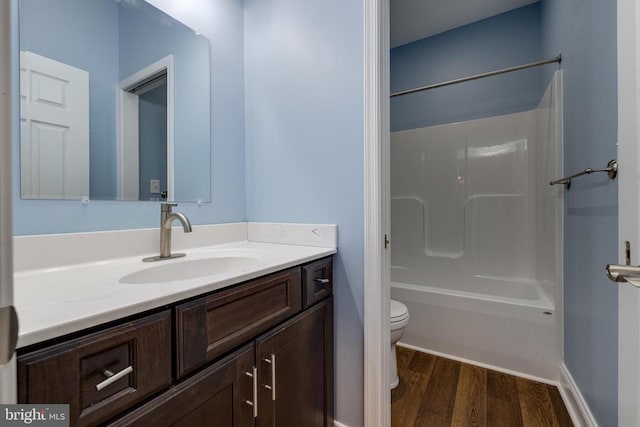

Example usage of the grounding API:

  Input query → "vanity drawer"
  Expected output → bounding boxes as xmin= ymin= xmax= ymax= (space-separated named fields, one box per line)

xmin=18 ymin=311 xmax=172 ymax=427
xmin=175 ymin=267 xmax=302 ymax=378
xmin=302 ymin=257 xmax=333 ymax=309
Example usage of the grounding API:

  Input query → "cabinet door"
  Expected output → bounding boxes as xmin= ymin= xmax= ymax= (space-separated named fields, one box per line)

xmin=256 ymin=298 xmax=333 ymax=427
xmin=110 ymin=343 xmax=256 ymax=427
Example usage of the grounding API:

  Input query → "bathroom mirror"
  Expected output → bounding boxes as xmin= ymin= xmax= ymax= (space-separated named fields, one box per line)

xmin=18 ymin=0 xmax=211 ymax=202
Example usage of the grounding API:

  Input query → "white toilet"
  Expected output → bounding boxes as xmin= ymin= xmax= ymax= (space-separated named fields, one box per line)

xmin=390 ymin=299 xmax=409 ymax=389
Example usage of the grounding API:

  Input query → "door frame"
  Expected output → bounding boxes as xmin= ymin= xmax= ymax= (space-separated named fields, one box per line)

xmin=116 ymin=55 xmax=174 ymax=201
xmin=617 ymin=0 xmax=640 ymax=425
xmin=363 ymin=0 xmax=390 ymax=426
xmin=0 ymin=0 xmax=16 ymax=404
xmin=363 ymin=1 xmax=636 ymax=425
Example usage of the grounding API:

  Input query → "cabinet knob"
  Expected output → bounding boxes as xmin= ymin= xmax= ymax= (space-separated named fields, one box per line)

xmin=314 ymin=278 xmax=330 ymax=284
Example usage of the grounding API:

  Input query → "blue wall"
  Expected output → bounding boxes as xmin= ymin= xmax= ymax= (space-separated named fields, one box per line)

xmin=391 ymin=3 xmax=545 ymax=131
xmin=11 ymin=0 xmax=246 ymax=235
xmin=243 ymin=0 xmax=364 ymax=425
xmin=541 ymin=0 xmax=618 ymax=425
xmin=19 ymin=0 xmax=119 ymax=199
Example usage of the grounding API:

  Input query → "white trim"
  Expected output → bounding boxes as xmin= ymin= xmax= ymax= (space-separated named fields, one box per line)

xmin=116 ymin=55 xmax=175 ymax=200
xmin=116 ymin=88 xmax=139 ymax=200
xmin=334 ymin=421 xmax=349 ymax=427
xmin=364 ymin=0 xmax=390 ymax=426
xmin=0 ymin=0 xmax=16 ymax=404
xmin=617 ymin=0 xmax=640 ymax=425
xmin=559 ymin=363 xmax=598 ymax=427
xmin=0 ymin=0 xmax=13 ymax=308
xmin=397 ymin=343 xmax=559 ymax=387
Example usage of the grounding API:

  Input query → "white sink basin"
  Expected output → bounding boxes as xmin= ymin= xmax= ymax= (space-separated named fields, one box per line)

xmin=119 ymin=256 xmax=261 ymax=284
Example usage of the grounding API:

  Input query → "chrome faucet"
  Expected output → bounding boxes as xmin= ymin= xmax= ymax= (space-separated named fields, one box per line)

xmin=143 ymin=203 xmax=193 ymax=262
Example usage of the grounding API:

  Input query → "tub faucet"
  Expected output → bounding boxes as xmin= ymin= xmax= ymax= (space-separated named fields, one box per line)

xmin=143 ymin=203 xmax=193 ymax=262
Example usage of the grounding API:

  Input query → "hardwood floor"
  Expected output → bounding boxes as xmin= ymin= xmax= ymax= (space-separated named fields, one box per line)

xmin=391 ymin=347 xmax=573 ymax=427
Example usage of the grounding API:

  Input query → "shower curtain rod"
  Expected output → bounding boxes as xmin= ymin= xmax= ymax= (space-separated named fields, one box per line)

xmin=390 ymin=55 xmax=562 ymax=98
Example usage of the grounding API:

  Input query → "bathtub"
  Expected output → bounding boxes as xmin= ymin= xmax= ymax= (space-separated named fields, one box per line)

xmin=391 ymin=278 xmax=561 ymax=382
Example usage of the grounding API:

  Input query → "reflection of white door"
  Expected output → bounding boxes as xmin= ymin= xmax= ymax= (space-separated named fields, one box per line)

xmin=618 ymin=0 xmax=640 ymax=425
xmin=20 ymin=51 xmax=89 ymax=199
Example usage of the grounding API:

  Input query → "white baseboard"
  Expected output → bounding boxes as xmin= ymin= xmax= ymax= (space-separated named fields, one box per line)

xmin=334 ymin=421 xmax=349 ymax=427
xmin=398 ymin=342 xmax=559 ymax=386
xmin=558 ymin=363 xmax=597 ymax=427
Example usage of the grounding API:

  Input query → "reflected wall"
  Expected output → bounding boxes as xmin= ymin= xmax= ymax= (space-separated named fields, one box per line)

xmin=19 ymin=0 xmax=211 ymax=201
xmin=12 ymin=0 xmax=246 ymax=235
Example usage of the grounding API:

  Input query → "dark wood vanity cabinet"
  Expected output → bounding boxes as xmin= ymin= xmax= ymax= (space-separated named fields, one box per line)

xmin=113 ymin=299 xmax=333 ymax=427
xmin=17 ymin=256 xmax=334 ymax=427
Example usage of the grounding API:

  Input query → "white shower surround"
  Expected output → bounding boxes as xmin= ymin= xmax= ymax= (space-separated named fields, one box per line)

xmin=390 ymin=71 xmax=563 ymax=380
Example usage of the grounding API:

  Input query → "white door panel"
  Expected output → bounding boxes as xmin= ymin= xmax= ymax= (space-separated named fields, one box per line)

xmin=0 ymin=0 xmax=15 ymax=403
xmin=20 ymin=51 xmax=89 ymax=199
xmin=617 ymin=0 xmax=640 ymax=425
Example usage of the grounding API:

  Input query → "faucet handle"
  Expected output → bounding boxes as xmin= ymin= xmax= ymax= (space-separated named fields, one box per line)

xmin=161 ymin=203 xmax=178 ymax=212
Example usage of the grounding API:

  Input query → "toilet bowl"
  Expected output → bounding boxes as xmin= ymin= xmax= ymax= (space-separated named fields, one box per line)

xmin=390 ymin=299 xmax=409 ymax=389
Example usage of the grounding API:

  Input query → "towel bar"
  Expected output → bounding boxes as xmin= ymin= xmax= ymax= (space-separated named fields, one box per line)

xmin=549 ymin=159 xmax=617 ymax=190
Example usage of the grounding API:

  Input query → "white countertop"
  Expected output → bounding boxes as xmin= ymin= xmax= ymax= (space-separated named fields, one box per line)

xmin=14 ymin=240 xmax=336 ymax=349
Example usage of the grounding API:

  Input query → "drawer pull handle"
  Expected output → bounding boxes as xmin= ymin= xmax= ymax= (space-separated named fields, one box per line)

xmin=314 ymin=278 xmax=330 ymax=284
xmin=245 ymin=367 xmax=258 ymax=418
xmin=96 ymin=366 xmax=133 ymax=391
xmin=263 ymin=354 xmax=276 ymax=401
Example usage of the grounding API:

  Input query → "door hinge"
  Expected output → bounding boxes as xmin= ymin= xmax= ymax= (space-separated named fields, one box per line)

xmin=384 ymin=234 xmax=389 ymax=249
xmin=0 ymin=305 xmax=18 ymax=365
xmin=626 ymin=240 xmax=631 ymax=265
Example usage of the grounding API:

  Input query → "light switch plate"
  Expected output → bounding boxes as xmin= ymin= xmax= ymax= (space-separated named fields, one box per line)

xmin=150 ymin=179 xmax=160 ymax=194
